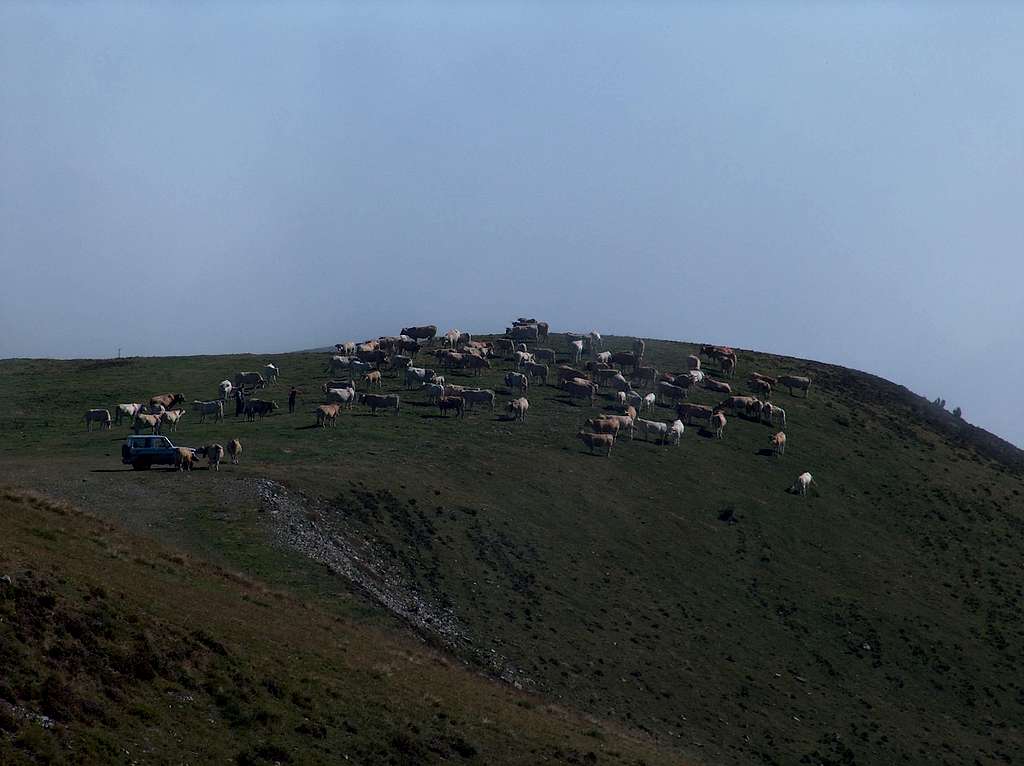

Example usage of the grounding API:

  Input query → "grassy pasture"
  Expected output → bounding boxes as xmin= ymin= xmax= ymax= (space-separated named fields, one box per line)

xmin=1 ymin=333 xmax=1022 ymax=764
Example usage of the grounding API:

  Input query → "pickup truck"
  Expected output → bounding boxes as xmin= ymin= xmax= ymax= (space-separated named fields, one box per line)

xmin=121 ymin=435 xmax=198 ymax=470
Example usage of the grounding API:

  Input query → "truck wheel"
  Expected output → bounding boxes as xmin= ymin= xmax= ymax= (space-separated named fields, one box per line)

xmin=132 ymin=459 xmax=151 ymax=471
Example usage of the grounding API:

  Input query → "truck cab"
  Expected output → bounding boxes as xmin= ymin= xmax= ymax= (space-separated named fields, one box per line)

xmin=122 ymin=435 xmax=195 ymax=470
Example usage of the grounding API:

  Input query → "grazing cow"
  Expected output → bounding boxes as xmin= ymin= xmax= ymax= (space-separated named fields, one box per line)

xmin=711 ymin=411 xmax=727 ymax=439
xmin=656 ymin=381 xmax=687 ymax=405
xmin=405 ymin=367 xmax=437 ymax=388
xmin=316 ymin=403 xmax=341 ymax=428
xmin=607 ymin=373 xmax=631 ymax=393
xmin=642 ymin=392 xmax=657 ymax=412
xmin=364 ymin=370 xmax=383 ymax=388
xmin=636 ymin=417 xmax=669 ymax=444
xmin=461 ymin=355 xmax=490 ymax=376
xmin=779 ymin=375 xmax=812 ymax=397
xmin=133 ymin=413 xmax=162 ymax=435
xmin=562 ymin=380 xmax=597 ymax=404
xmin=750 ymin=378 xmax=771 ymax=396
xmin=633 ymin=338 xmax=646 ymax=359
xmin=717 ymin=396 xmax=758 ymax=415
xmin=750 ymin=372 xmax=778 ymax=386
xmin=676 ymin=403 xmax=713 ymax=426
xmin=771 ymin=431 xmax=786 ymax=457
xmin=325 ymin=386 xmax=357 ymax=408
xmin=461 ymin=389 xmax=496 ymax=411
xmin=598 ymin=414 xmax=634 ymax=439
xmin=595 ymin=351 xmax=612 ymax=365
xmin=577 ymin=430 xmax=614 ymax=456
xmin=264 ymin=363 xmax=279 ymax=383
xmin=594 ymin=367 xmax=623 ymax=385
xmin=438 ymin=396 xmax=464 ymax=418
xmin=234 ymin=372 xmax=266 ymax=389
xmin=423 ymin=382 xmax=445 ymax=403
xmin=227 ymin=438 xmax=242 ymax=464
xmin=533 ymin=348 xmax=557 ymax=365
xmin=244 ymin=400 xmax=278 ymax=421
xmin=610 ymin=351 xmax=638 ymax=371
xmin=703 ymin=378 xmax=732 ymax=394
xmin=84 ymin=409 xmax=111 ymax=431
xmin=193 ymin=400 xmax=224 ymax=423
xmin=790 ymin=471 xmax=814 ymax=495
xmin=668 ymin=419 xmax=685 ymax=445
xmin=557 ymin=366 xmax=589 ymax=383
xmin=504 ymin=372 xmax=529 ymax=394
xmin=587 ymin=417 xmax=620 ymax=438
xmin=174 ymin=448 xmax=195 ymax=472
xmin=401 ymin=325 xmax=438 ymax=343
xmin=361 ymin=393 xmax=400 ymax=415
xmin=150 ymin=393 xmax=185 ymax=410
xmin=114 ymin=403 xmax=143 ymax=426
xmin=507 ymin=397 xmax=529 ymax=422
xmin=570 ymin=339 xmax=585 ymax=364
xmin=686 ymin=355 xmax=701 ymax=371
xmin=200 ymin=443 xmax=225 ymax=471
xmin=635 ymin=366 xmax=658 ymax=386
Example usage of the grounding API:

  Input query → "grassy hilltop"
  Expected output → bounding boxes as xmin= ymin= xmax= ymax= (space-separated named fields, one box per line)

xmin=1 ymin=334 xmax=1022 ymax=765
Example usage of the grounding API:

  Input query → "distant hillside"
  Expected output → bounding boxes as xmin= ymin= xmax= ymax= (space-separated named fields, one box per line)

xmin=1 ymin=334 xmax=1021 ymax=765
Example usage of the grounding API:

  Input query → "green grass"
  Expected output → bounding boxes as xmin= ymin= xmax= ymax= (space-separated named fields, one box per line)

xmin=1 ymin=335 xmax=1022 ymax=765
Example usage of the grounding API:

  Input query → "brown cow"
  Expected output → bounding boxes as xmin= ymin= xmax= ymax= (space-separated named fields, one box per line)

xmin=150 ymin=393 xmax=184 ymax=410
xmin=577 ymin=431 xmax=614 ymax=456
xmin=316 ymin=403 xmax=341 ymax=428
xmin=438 ymin=396 xmax=464 ymax=418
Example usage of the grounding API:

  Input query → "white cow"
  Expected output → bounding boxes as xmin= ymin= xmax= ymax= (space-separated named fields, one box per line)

xmin=325 ymin=386 xmax=357 ymax=408
xmin=404 ymin=367 xmax=436 ymax=388
xmin=218 ymin=380 xmax=233 ymax=401
xmin=114 ymin=403 xmax=143 ymax=426
xmin=668 ymin=419 xmax=685 ymax=445
xmin=642 ymin=393 xmax=656 ymax=412
xmin=570 ymin=339 xmax=584 ymax=364
xmin=423 ymin=383 xmax=445 ymax=403
xmin=791 ymin=472 xmax=815 ymax=496
xmin=635 ymin=417 xmax=668 ymax=444
xmin=264 ymin=363 xmax=279 ymax=384
xmin=596 ymin=351 xmax=612 ymax=365
xmin=193 ymin=400 xmax=225 ymax=423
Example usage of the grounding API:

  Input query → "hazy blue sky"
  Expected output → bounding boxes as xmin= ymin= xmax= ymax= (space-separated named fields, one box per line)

xmin=2 ymin=3 xmax=1022 ymax=446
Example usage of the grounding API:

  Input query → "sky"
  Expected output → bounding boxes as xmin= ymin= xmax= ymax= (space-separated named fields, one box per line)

xmin=1 ymin=3 xmax=1022 ymax=446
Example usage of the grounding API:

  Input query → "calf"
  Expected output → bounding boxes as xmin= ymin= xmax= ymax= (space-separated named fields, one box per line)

xmin=790 ymin=471 xmax=814 ymax=495
xmin=711 ymin=411 xmax=727 ymax=439
xmin=668 ymin=419 xmax=685 ymax=445
xmin=364 ymin=370 xmax=383 ymax=388
xmin=160 ymin=408 xmax=186 ymax=432
xmin=504 ymin=372 xmax=529 ymax=394
xmin=174 ymin=447 xmax=195 ymax=472
xmin=133 ymin=413 xmax=162 ymax=434
xmin=227 ymin=438 xmax=242 ymax=464
xmin=438 ymin=396 xmax=464 ymax=418
xmin=199 ymin=444 xmax=225 ymax=471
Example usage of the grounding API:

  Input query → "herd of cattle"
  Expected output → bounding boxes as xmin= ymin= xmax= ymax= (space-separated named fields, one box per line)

xmin=82 ymin=318 xmax=816 ymax=492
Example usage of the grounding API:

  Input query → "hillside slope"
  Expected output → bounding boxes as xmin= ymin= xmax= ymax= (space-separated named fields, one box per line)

xmin=1 ymin=334 xmax=1022 ymax=765
xmin=0 ymin=486 xmax=676 ymax=765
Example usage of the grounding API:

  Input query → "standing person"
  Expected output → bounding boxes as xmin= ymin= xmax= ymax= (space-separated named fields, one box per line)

xmin=288 ymin=386 xmax=298 ymax=414
xmin=234 ymin=388 xmax=245 ymax=417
